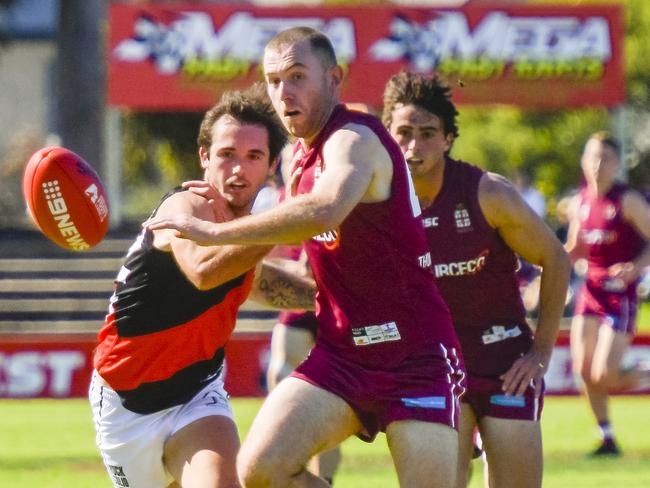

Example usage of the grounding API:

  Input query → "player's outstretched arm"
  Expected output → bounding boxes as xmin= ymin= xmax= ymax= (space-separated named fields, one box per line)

xmin=150 ymin=191 xmax=272 ymax=290
xmin=144 ymin=125 xmax=388 ymax=247
xmin=479 ymin=172 xmax=572 ymax=396
xmin=248 ymin=259 xmax=317 ymax=310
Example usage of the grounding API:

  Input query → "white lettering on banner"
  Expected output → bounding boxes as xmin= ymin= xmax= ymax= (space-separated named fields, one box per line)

xmin=370 ymin=12 xmax=612 ymax=71
xmin=0 ymin=351 xmax=85 ymax=397
xmin=114 ymin=12 xmax=356 ymax=74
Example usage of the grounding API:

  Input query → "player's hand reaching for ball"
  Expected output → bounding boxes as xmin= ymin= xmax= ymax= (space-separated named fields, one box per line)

xmin=144 ymin=214 xmax=218 ymax=246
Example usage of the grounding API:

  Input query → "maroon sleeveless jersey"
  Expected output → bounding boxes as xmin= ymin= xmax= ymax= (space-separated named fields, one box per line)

xmin=294 ymin=105 xmax=459 ymax=369
xmin=577 ymin=183 xmax=646 ymax=287
xmin=422 ymin=159 xmax=530 ymax=376
xmin=423 ymin=159 xmax=527 ymax=328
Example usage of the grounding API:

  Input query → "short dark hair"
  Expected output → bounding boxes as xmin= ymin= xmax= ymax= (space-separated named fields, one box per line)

xmin=382 ymin=70 xmax=459 ymax=140
xmin=265 ymin=26 xmax=337 ymax=70
xmin=587 ymin=131 xmax=621 ymax=158
xmin=197 ymin=82 xmax=288 ymax=164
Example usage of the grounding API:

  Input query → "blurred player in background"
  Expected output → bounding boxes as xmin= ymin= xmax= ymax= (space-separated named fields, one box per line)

xmin=566 ymin=131 xmax=650 ymax=456
xmin=382 ymin=71 xmax=570 ymax=488
xmin=89 ymin=84 xmax=317 ymax=488
xmin=146 ymin=27 xmax=465 ymax=488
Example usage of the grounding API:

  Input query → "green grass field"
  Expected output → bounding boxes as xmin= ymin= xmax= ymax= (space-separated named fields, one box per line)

xmin=638 ymin=301 xmax=650 ymax=332
xmin=1 ymin=396 xmax=649 ymax=487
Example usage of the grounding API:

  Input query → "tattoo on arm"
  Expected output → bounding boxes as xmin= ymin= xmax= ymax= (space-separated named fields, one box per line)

xmin=256 ymin=266 xmax=316 ymax=310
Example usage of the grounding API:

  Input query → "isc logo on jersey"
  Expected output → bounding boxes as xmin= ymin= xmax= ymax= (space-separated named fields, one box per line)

xmin=422 ymin=216 xmax=439 ymax=228
xmin=42 ymin=180 xmax=90 ymax=250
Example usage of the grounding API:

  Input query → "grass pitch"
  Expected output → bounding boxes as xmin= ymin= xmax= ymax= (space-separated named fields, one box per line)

xmin=1 ymin=396 xmax=649 ymax=487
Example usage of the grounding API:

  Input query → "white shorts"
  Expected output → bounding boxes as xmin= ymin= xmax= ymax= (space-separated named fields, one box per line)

xmin=89 ymin=370 xmax=233 ymax=488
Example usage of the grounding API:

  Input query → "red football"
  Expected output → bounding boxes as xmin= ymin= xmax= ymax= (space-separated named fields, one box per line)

xmin=22 ymin=146 xmax=110 ymax=251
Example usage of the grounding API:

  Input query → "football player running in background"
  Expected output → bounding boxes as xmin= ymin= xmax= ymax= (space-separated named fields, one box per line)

xmin=566 ymin=131 xmax=650 ymax=456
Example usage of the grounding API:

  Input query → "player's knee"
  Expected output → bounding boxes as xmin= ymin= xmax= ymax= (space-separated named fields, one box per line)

xmin=577 ymin=363 xmax=594 ymax=384
xmin=236 ymin=443 xmax=289 ymax=488
xmin=592 ymin=369 xmax=622 ymax=390
xmin=236 ymin=450 xmax=268 ymax=488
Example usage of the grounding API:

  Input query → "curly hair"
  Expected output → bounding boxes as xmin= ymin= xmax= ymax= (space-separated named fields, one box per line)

xmin=382 ymin=71 xmax=459 ymax=140
xmin=197 ymin=82 xmax=288 ymax=164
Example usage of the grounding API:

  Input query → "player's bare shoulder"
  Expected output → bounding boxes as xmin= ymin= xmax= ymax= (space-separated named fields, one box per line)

xmin=478 ymin=171 xmax=530 ymax=228
xmin=621 ymin=187 xmax=650 ymax=237
xmin=324 ymin=122 xmax=384 ymax=158
xmin=323 ymin=122 xmax=393 ymax=202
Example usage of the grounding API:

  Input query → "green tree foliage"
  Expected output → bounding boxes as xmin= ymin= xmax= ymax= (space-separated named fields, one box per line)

xmin=121 ymin=111 xmax=203 ymax=219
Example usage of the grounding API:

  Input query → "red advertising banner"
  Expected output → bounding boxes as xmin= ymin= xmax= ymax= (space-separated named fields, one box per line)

xmin=0 ymin=332 xmax=271 ymax=399
xmin=1 ymin=332 xmax=649 ymax=399
xmin=108 ymin=3 xmax=624 ymax=110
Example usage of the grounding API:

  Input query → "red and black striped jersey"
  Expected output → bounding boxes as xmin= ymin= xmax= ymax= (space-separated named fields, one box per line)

xmin=93 ymin=188 xmax=253 ymax=413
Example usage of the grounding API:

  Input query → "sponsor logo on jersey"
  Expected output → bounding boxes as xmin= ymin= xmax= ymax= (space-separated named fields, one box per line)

xmin=454 ymin=204 xmax=472 ymax=231
xmin=42 ymin=180 xmax=90 ymax=250
xmin=352 ymin=321 xmax=401 ymax=346
xmin=312 ymin=228 xmax=340 ymax=251
xmin=580 ymin=229 xmax=618 ymax=245
xmin=604 ymin=203 xmax=617 ymax=220
xmin=422 ymin=216 xmax=439 ymax=228
xmin=481 ymin=325 xmax=522 ymax=344
xmin=434 ymin=250 xmax=489 ymax=278
xmin=418 ymin=252 xmax=432 ymax=269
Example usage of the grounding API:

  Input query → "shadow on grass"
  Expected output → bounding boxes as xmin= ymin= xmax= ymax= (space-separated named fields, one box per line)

xmin=0 ymin=456 xmax=104 ymax=472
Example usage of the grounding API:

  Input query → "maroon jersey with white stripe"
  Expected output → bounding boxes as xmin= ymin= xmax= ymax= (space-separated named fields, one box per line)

xmin=422 ymin=159 xmax=531 ymax=376
xmin=294 ymin=105 xmax=459 ymax=369
xmin=576 ymin=183 xmax=646 ymax=286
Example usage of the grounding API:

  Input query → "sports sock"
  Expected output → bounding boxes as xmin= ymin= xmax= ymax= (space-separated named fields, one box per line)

xmin=598 ymin=420 xmax=614 ymax=441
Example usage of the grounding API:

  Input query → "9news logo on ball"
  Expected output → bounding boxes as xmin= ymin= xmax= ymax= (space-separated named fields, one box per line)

xmin=22 ymin=146 xmax=110 ymax=251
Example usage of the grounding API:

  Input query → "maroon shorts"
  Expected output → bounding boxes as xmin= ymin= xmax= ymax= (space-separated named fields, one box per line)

xmin=575 ymin=280 xmax=638 ymax=334
xmin=277 ymin=311 xmax=318 ymax=337
xmin=462 ymin=374 xmax=544 ymax=421
xmin=292 ymin=343 xmax=466 ymax=442
xmin=455 ymin=323 xmax=534 ymax=378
